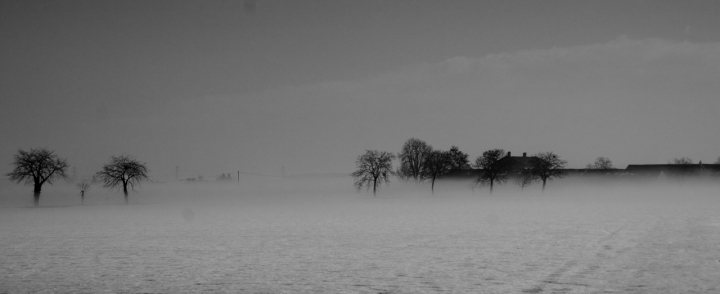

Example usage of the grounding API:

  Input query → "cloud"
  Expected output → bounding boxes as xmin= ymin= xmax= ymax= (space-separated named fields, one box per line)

xmin=242 ymin=37 xmax=720 ymax=171
xmin=57 ymin=38 xmax=720 ymax=176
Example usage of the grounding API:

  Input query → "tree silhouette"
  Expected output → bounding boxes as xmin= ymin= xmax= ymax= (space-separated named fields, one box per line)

xmin=422 ymin=150 xmax=453 ymax=194
xmin=586 ymin=157 xmax=614 ymax=169
xmin=669 ymin=157 xmax=696 ymax=181
xmin=528 ymin=151 xmax=567 ymax=191
xmin=352 ymin=150 xmax=395 ymax=196
xmin=96 ymin=155 xmax=149 ymax=204
xmin=397 ymin=138 xmax=432 ymax=181
xmin=513 ymin=170 xmax=535 ymax=194
xmin=76 ymin=181 xmax=91 ymax=205
xmin=473 ymin=149 xmax=511 ymax=194
xmin=672 ymin=157 xmax=693 ymax=165
xmin=6 ymin=148 xmax=69 ymax=206
xmin=447 ymin=146 xmax=471 ymax=170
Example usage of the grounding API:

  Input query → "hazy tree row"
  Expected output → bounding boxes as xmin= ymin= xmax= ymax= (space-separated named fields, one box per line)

xmin=586 ymin=156 xmax=720 ymax=180
xmin=584 ymin=155 xmax=715 ymax=172
xmin=352 ymin=138 xmax=568 ymax=195
xmin=6 ymin=148 xmax=148 ymax=206
xmin=353 ymin=138 xmax=720 ymax=196
xmin=665 ymin=157 xmax=719 ymax=180
xmin=586 ymin=157 xmax=614 ymax=169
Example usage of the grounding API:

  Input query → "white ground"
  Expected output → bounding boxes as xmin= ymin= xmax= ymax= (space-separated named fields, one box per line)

xmin=1 ymin=178 xmax=719 ymax=293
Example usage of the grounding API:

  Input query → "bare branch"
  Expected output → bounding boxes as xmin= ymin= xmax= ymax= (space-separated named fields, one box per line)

xmin=5 ymin=148 xmax=69 ymax=206
xmin=352 ymin=150 xmax=395 ymax=195
xmin=397 ymin=138 xmax=432 ymax=181
xmin=473 ymin=149 xmax=511 ymax=193
xmin=422 ymin=150 xmax=453 ymax=193
xmin=586 ymin=157 xmax=614 ymax=169
xmin=76 ymin=181 xmax=91 ymax=192
xmin=96 ymin=155 xmax=149 ymax=203
xmin=513 ymin=170 xmax=535 ymax=192
xmin=528 ymin=151 xmax=567 ymax=191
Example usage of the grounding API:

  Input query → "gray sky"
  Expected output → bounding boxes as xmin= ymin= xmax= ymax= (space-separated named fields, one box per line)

xmin=1 ymin=0 xmax=719 ymax=180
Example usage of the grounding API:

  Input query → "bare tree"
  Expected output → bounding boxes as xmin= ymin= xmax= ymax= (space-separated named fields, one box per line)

xmin=6 ymin=148 xmax=69 ymax=206
xmin=96 ymin=155 xmax=149 ymax=204
xmin=76 ymin=181 xmax=91 ymax=205
xmin=447 ymin=145 xmax=471 ymax=170
xmin=669 ymin=157 xmax=696 ymax=181
xmin=397 ymin=138 xmax=432 ymax=181
xmin=585 ymin=157 xmax=614 ymax=169
xmin=528 ymin=151 xmax=567 ymax=191
xmin=352 ymin=150 xmax=395 ymax=196
xmin=473 ymin=149 xmax=511 ymax=194
xmin=422 ymin=150 xmax=453 ymax=194
xmin=672 ymin=157 xmax=693 ymax=165
xmin=513 ymin=170 xmax=535 ymax=194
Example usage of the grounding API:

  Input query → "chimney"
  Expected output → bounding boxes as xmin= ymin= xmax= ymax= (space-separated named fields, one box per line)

xmin=507 ymin=152 xmax=511 ymax=157
xmin=523 ymin=152 xmax=527 ymax=157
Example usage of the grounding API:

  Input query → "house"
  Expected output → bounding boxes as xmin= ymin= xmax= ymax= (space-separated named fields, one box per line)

xmin=496 ymin=152 xmax=539 ymax=171
xmin=441 ymin=151 xmax=541 ymax=179
xmin=440 ymin=151 xmax=719 ymax=181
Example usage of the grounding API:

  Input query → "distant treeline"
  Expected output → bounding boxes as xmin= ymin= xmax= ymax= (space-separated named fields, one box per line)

xmin=351 ymin=138 xmax=720 ymax=195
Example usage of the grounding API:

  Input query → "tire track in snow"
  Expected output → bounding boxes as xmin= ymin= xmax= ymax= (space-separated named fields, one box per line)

xmin=596 ymin=216 xmax=720 ymax=293
xmin=522 ymin=221 xmax=645 ymax=293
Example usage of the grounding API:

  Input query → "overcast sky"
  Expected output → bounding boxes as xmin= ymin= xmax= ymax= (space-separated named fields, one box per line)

xmin=1 ymin=0 xmax=719 ymax=180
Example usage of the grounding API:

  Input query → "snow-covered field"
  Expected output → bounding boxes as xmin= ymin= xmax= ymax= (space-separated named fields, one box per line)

xmin=1 ymin=178 xmax=719 ymax=293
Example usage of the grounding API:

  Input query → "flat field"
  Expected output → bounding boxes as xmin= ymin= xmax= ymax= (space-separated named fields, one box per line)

xmin=1 ymin=178 xmax=719 ymax=293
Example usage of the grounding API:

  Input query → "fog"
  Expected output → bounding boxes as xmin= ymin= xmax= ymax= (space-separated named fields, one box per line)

xmin=3 ymin=2 xmax=720 ymax=177
xmin=2 ymin=177 xmax=719 ymax=293
xmin=3 ymin=174 xmax=717 ymax=208
xmin=3 ymin=1 xmax=719 ymax=292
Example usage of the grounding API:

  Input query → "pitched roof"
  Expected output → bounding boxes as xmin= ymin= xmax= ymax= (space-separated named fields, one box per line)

xmin=496 ymin=154 xmax=541 ymax=170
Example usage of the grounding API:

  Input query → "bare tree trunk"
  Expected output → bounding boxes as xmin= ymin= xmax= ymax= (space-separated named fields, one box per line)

xmin=542 ymin=179 xmax=547 ymax=191
xmin=431 ymin=175 xmax=436 ymax=195
xmin=489 ymin=180 xmax=494 ymax=194
xmin=33 ymin=183 xmax=42 ymax=207
xmin=123 ymin=184 xmax=129 ymax=204
xmin=372 ymin=178 xmax=377 ymax=196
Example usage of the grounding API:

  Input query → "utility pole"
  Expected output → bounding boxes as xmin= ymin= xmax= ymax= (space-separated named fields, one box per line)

xmin=237 ymin=171 xmax=240 ymax=184
xmin=176 ymin=166 xmax=179 ymax=180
